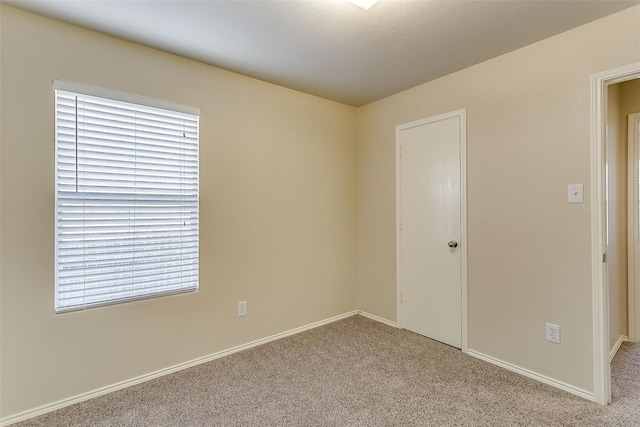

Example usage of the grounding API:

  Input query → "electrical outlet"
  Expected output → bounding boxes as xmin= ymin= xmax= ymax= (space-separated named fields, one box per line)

xmin=546 ymin=323 xmax=560 ymax=344
xmin=238 ymin=301 xmax=247 ymax=317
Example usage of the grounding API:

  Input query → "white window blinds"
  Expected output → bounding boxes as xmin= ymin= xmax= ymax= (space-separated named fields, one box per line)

xmin=54 ymin=81 xmax=199 ymax=313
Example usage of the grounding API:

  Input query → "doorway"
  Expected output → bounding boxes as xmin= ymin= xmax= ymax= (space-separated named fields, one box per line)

xmin=591 ymin=63 xmax=640 ymax=405
xmin=396 ymin=109 xmax=468 ymax=351
xmin=606 ymin=80 xmax=640 ymax=360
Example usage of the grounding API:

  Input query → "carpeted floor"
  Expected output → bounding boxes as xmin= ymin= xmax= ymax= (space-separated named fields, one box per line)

xmin=12 ymin=315 xmax=640 ymax=426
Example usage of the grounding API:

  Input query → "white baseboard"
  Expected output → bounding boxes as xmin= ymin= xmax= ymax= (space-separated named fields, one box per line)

xmin=358 ymin=311 xmax=398 ymax=328
xmin=0 ymin=310 xmax=359 ymax=427
xmin=610 ymin=335 xmax=629 ymax=362
xmin=467 ymin=349 xmax=595 ymax=402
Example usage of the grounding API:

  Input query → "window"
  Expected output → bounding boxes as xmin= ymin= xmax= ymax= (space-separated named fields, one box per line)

xmin=54 ymin=81 xmax=199 ymax=313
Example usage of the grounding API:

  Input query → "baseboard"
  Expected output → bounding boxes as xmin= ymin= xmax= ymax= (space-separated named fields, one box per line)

xmin=467 ymin=349 xmax=595 ymax=402
xmin=358 ymin=311 xmax=398 ymax=328
xmin=610 ymin=335 xmax=629 ymax=362
xmin=0 ymin=310 xmax=359 ymax=427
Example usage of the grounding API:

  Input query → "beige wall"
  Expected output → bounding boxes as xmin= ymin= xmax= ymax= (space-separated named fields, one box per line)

xmin=356 ymin=5 xmax=640 ymax=393
xmin=607 ymin=82 xmax=627 ymax=351
xmin=622 ymin=78 xmax=640 ymax=341
xmin=607 ymin=78 xmax=640 ymax=351
xmin=626 ymin=79 xmax=640 ymax=343
xmin=621 ymin=79 xmax=640 ymax=113
xmin=0 ymin=6 xmax=357 ymax=418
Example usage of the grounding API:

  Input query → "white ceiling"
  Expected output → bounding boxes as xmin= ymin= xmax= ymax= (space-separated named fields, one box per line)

xmin=4 ymin=0 xmax=639 ymax=106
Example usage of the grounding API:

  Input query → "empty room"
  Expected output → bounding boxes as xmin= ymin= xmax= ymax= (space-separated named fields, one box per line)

xmin=1 ymin=1 xmax=639 ymax=425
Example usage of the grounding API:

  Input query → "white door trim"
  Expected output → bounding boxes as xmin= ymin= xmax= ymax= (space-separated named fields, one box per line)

xmin=590 ymin=62 xmax=640 ymax=405
xmin=395 ymin=108 xmax=468 ymax=353
xmin=628 ymin=112 xmax=640 ymax=344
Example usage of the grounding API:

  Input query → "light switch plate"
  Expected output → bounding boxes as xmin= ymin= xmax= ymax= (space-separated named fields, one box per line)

xmin=568 ymin=184 xmax=583 ymax=204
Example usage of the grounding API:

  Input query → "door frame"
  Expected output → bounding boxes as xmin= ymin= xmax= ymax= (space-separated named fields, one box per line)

xmin=591 ymin=62 xmax=640 ymax=405
xmin=628 ymin=112 xmax=640 ymax=344
xmin=395 ymin=108 xmax=468 ymax=353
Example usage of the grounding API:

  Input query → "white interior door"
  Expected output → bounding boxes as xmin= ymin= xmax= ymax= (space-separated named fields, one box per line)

xmin=397 ymin=110 xmax=466 ymax=349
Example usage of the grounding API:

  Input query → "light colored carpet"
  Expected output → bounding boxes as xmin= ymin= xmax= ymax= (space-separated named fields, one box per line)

xmin=12 ymin=315 xmax=640 ymax=426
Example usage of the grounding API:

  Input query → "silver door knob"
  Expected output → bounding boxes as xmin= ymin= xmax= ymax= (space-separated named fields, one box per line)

xmin=448 ymin=241 xmax=458 ymax=248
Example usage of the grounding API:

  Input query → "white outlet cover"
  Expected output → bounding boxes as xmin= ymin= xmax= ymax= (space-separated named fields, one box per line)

xmin=568 ymin=184 xmax=583 ymax=204
xmin=238 ymin=301 xmax=247 ymax=317
xmin=546 ymin=323 xmax=560 ymax=344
